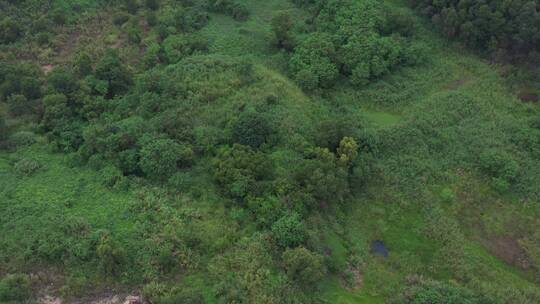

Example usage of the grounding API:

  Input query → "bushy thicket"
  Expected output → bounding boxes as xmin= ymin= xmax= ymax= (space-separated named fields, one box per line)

xmin=289 ymin=0 xmax=423 ymax=90
xmin=411 ymin=0 xmax=540 ymax=61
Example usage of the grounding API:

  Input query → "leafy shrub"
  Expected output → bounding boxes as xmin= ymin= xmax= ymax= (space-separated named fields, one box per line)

xmin=293 ymin=148 xmax=349 ymax=205
xmin=145 ymin=0 xmax=159 ymax=10
xmin=139 ymin=138 xmax=193 ymax=180
xmin=289 ymin=32 xmax=338 ymax=90
xmin=213 ymin=144 xmax=273 ymax=199
xmin=6 ymin=94 xmax=31 ymax=117
xmin=282 ymin=247 xmax=325 ymax=288
xmin=0 ymin=274 xmax=31 ymax=302
xmin=0 ymin=62 xmax=42 ymax=100
xmin=73 ymin=52 xmax=93 ymax=76
xmin=163 ymin=34 xmax=208 ymax=63
xmin=47 ymin=68 xmax=79 ymax=95
xmin=271 ymin=212 xmax=306 ymax=247
xmin=207 ymin=0 xmax=250 ymax=21
xmin=127 ymin=26 xmax=142 ymax=44
xmin=9 ymin=131 xmax=36 ymax=147
xmin=271 ymin=11 xmax=295 ymax=50
xmin=411 ymin=0 xmax=540 ymax=60
xmin=42 ymin=93 xmax=71 ymax=130
xmin=392 ymin=276 xmax=485 ymax=304
xmin=14 ymin=158 xmax=41 ymax=176
xmin=113 ymin=12 xmax=130 ymax=26
xmin=168 ymin=171 xmax=193 ymax=192
xmin=479 ymin=149 xmax=519 ymax=181
xmin=0 ymin=18 xmax=22 ymax=44
xmin=36 ymin=31 xmax=50 ymax=45
xmin=94 ymin=49 xmax=132 ymax=98
xmin=100 ymin=165 xmax=124 ymax=188
xmin=232 ymin=111 xmax=273 ymax=148
xmin=96 ymin=233 xmax=126 ymax=275
xmin=231 ymin=3 xmax=249 ymax=21
xmin=439 ymin=187 xmax=455 ymax=203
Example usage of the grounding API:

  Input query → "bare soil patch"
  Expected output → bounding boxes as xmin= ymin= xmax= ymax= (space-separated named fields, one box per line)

xmin=518 ymin=92 xmax=539 ymax=103
xmin=483 ymin=235 xmax=531 ymax=270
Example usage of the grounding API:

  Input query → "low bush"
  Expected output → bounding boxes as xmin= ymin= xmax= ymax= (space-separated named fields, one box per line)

xmin=14 ymin=158 xmax=41 ymax=176
xmin=0 ymin=274 xmax=31 ymax=302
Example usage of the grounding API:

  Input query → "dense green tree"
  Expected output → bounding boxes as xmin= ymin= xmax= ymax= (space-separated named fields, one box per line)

xmin=145 ymin=0 xmax=159 ymax=10
xmin=163 ymin=34 xmax=208 ymax=63
xmin=94 ymin=49 xmax=132 ymax=98
xmin=289 ymin=32 xmax=338 ymax=90
xmin=271 ymin=212 xmax=306 ymax=247
xmin=42 ymin=93 xmax=71 ymax=130
xmin=412 ymin=0 xmax=540 ymax=59
xmin=0 ymin=112 xmax=7 ymax=142
xmin=232 ymin=111 xmax=273 ymax=148
xmin=0 ymin=62 xmax=41 ymax=100
xmin=282 ymin=247 xmax=325 ymax=288
xmin=271 ymin=11 xmax=295 ymax=50
xmin=96 ymin=233 xmax=126 ymax=275
xmin=6 ymin=94 xmax=30 ymax=117
xmin=294 ymin=148 xmax=349 ymax=205
xmin=74 ymin=52 xmax=93 ymax=76
xmin=47 ymin=68 xmax=79 ymax=95
xmin=392 ymin=277 xmax=485 ymax=304
xmin=0 ymin=18 xmax=22 ymax=44
xmin=139 ymin=138 xmax=193 ymax=180
xmin=213 ymin=144 xmax=272 ymax=199
xmin=0 ymin=274 xmax=31 ymax=302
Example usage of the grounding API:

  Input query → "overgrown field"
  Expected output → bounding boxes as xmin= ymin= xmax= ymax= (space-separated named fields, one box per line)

xmin=1 ymin=0 xmax=540 ymax=303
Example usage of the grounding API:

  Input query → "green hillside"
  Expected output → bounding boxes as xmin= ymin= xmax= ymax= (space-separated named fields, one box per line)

xmin=1 ymin=0 xmax=540 ymax=303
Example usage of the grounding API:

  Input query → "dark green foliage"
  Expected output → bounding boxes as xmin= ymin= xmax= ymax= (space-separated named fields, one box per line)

xmin=6 ymin=94 xmax=31 ymax=117
xmin=139 ymin=138 xmax=193 ymax=180
xmin=0 ymin=17 xmax=22 ymax=44
xmin=293 ymin=148 xmax=349 ymax=205
xmin=289 ymin=32 xmax=338 ymax=90
xmin=271 ymin=212 xmax=306 ymax=247
xmin=478 ymin=149 xmax=519 ymax=192
xmin=94 ymin=49 xmax=132 ymax=98
xmin=124 ymin=0 xmax=138 ymax=14
xmin=73 ymin=52 xmax=93 ymax=76
xmin=42 ymin=93 xmax=71 ymax=130
xmin=47 ymin=68 xmax=79 ymax=95
xmin=0 ymin=112 xmax=8 ymax=142
xmin=113 ymin=12 xmax=130 ymax=26
xmin=230 ymin=3 xmax=249 ymax=21
xmin=232 ymin=111 xmax=273 ymax=148
xmin=36 ymin=31 xmax=51 ymax=45
xmin=289 ymin=0 xmax=419 ymax=88
xmin=271 ymin=11 xmax=295 ymax=51
xmin=100 ymin=165 xmax=125 ymax=188
xmin=145 ymin=0 xmax=159 ymax=10
xmin=213 ymin=144 xmax=272 ymax=199
xmin=14 ymin=158 xmax=41 ymax=176
xmin=157 ymin=6 xmax=209 ymax=38
xmin=96 ymin=233 xmax=126 ymax=275
xmin=282 ymin=247 xmax=325 ymax=288
xmin=163 ymin=34 xmax=208 ymax=63
xmin=127 ymin=26 xmax=142 ymax=44
xmin=207 ymin=0 xmax=250 ymax=21
xmin=0 ymin=274 xmax=31 ymax=302
xmin=393 ymin=276 xmax=485 ymax=304
xmin=50 ymin=8 xmax=67 ymax=25
xmin=411 ymin=0 xmax=540 ymax=59
xmin=0 ymin=62 xmax=41 ymax=100
xmin=8 ymin=131 xmax=36 ymax=147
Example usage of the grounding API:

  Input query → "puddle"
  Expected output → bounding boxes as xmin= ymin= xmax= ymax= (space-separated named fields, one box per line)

xmin=371 ymin=240 xmax=389 ymax=257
